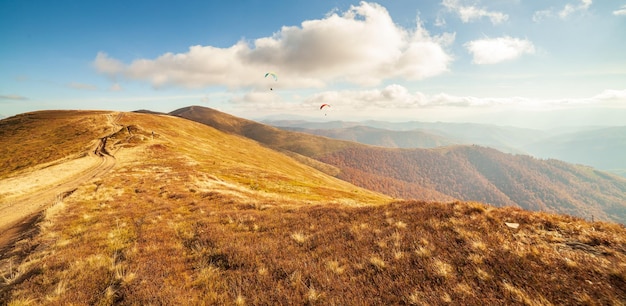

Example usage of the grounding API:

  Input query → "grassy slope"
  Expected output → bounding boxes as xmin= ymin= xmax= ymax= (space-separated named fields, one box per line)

xmin=171 ymin=105 xmax=451 ymax=200
xmin=170 ymin=106 xmax=364 ymax=158
xmin=0 ymin=110 xmax=111 ymax=179
xmin=3 ymin=195 xmax=625 ymax=304
xmin=1 ymin=110 xmax=625 ymax=305
xmin=174 ymin=106 xmax=626 ymax=223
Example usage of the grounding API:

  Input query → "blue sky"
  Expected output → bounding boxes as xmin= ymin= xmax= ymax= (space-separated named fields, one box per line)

xmin=1 ymin=0 xmax=625 ymax=128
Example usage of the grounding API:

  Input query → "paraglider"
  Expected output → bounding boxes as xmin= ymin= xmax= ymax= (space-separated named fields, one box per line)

xmin=320 ymin=103 xmax=330 ymax=116
xmin=265 ymin=72 xmax=277 ymax=81
xmin=265 ymin=72 xmax=277 ymax=90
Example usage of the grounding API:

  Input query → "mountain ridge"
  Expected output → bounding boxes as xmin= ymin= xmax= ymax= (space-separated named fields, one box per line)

xmin=1 ymin=108 xmax=625 ymax=304
xmin=175 ymin=106 xmax=626 ymax=224
xmin=264 ymin=118 xmax=626 ymax=176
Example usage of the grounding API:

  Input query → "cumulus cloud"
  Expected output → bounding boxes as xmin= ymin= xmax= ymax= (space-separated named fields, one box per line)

xmin=94 ymin=2 xmax=453 ymax=89
xmin=613 ymin=5 xmax=626 ymax=16
xmin=464 ymin=36 xmax=535 ymax=64
xmin=441 ymin=0 xmax=508 ymax=24
xmin=94 ymin=52 xmax=125 ymax=76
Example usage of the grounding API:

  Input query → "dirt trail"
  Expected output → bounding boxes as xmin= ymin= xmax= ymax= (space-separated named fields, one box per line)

xmin=0 ymin=112 xmax=122 ymax=252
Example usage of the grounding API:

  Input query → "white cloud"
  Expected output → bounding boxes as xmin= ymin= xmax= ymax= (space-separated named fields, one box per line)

xmin=559 ymin=0 xmax=592 ymax=18
xmin=300 ymin=86 xmax=626 ymax=111
xmin=230 ymin=91 xmax=282 ymax=105
xmin=93 ymin=2 xmax=453 ymax=89
xmin=304 ymin=84 xmax=427 ymax=109
xmin=441 ymin=0 xmax=508 ymax=24
xmin=301 ymin=84 xmax=507 ymax=110
xmin=464 ymin=36 xmax=535 ymax=64
xmin=589 ymin=89 xmax=626 ymax=103
xmin=435 ymin=14 xmax=447 ymax=27
xmin=613 ymin=5 xmax=626 ymax=16
xmin=532 ymin=9 xmax=553 ymax=22
xmin=533 ymin=0 xmax=593 ymax=21
xmin=94 ymin=52 xmax=125 ymax=76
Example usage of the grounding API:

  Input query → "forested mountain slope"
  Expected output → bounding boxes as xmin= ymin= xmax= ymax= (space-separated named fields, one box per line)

xmin=319 ymin=145 xmax=626 ymax=223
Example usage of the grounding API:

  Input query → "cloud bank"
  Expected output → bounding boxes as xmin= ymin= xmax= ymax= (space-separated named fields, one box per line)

xmin=94 ymin=2 xmax=453 ymax=89
xmin=231 ymin=84 xmax=626 ymax=113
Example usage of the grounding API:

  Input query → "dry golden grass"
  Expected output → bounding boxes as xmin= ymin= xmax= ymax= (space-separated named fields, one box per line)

xmin=3 ymin=190 xmax=625 ymax=305
xmin=1 ymin=111 xmax=625 ymax=305
xmin=0 ymin=110 xmax=110 ymax=179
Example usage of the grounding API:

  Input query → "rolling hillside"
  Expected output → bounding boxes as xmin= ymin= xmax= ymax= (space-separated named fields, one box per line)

xmin=172 ymin=106 xmax=453 ymax=201
xmin=177 ymin=106 xmax=626 ymax=224
xmin=320 ymin=145 xmax=626 ymax=224
xmin=266 ymin=119 xmax=626 ymax=177
xmin=170 ymin=106 xmax=360 ymax=158
xmin=0 ymin=110 xmax=389 ymax=213
xmin=1 ymin=109 xmax=625 ymax=304
xmin=265 ymin=119 xmax=539 ymax=154
xmin=0 ymin=110 xmax=112 ymax=179
xmin=282 ymin=125 xmax=458 ymax=148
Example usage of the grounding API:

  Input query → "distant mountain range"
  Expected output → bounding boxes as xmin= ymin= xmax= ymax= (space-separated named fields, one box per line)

xmin=173 ymin=106 xmax=626 ymax=224
xmin=523 ymin=126 xmax=626 ymax=176
xmin=264 ymin=119 xmax=626 ymax=177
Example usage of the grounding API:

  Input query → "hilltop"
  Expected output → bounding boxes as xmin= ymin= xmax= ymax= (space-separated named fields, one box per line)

xmin=0 ymin=109 xmax=625 ymax=304
xmin=0 ymin=110 xmax=388 ymax=236
xmin=174 ymin=106 xmax=626 ymax=224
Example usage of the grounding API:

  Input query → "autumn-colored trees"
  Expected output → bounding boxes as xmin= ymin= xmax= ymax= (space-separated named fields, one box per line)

xmin=319 ymin=146 xmax=626 ymax=223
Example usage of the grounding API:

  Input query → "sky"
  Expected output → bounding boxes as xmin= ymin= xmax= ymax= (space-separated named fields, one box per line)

xmin=1 ymin=0 xmax=626 ymax=129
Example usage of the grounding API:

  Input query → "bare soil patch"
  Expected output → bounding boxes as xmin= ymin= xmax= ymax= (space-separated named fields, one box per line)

xmin=0 ymin=154 xmax=115 ymax=251
xmin=0 ymin=156 xmax=98 ymax=200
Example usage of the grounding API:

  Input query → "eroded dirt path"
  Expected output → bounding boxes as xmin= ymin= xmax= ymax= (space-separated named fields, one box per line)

xmin=0 ymin=112 xmax=122 ymax=251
